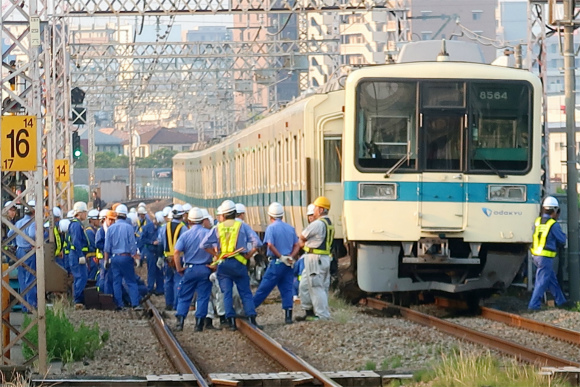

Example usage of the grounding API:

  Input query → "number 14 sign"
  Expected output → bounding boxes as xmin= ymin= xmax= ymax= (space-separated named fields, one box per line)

xmin=1 ymin=116 xmax=37 ymax=171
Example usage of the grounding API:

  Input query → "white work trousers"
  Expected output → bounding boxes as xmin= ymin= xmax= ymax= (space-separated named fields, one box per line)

xmin=299 ymin=253 xmax=331 ymax=319
xmin=205 ymin=279 xmax=243 ymax=318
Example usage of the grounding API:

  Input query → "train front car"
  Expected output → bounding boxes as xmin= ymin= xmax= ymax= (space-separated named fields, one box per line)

xmin=343 ymin=62 xmax=542 ymax=298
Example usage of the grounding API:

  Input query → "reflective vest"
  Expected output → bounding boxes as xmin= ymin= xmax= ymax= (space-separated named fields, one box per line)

xmin=85 ymin=225 xmax=97 ymax=258
xmin=53 ymin=226 xmax=62 ymax=256
xmin=303 ymin=217 xmax=335 ymax=255
xmin=531 ymin=217 xmax=557 ymax=258
xmin=214 ymin=220 xmax=247 ymax=266
xmin=164 ymin=222 xmax=184 ymax=258
xmin=136 ymin=218 xmax=147 ymax=238
xmin=68 ymin=218 xmax=89 ymax=254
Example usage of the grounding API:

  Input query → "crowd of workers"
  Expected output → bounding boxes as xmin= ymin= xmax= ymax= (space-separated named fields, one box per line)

xmin=3 ymin=195 xmax=335 ymax=331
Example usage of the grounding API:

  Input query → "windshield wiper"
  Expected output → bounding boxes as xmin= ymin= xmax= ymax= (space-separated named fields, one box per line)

xmin=384 ymin=152 xmax=411 ymax=178
xmin=480 ymin=157 xmax=506 ymax=178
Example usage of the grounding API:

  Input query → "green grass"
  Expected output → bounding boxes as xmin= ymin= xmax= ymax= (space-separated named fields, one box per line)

xmin=382 ymin=355 xmax=403 ymax=369
xmin=22 ymin=307 xmax=108 ymax=363
xmin=328 ymin=292 xmax=354 ymax=323
xmin=403 ymin=351 xmax=572 ymax=387
xmin=364 ymin=361 xmax=376 ymax=370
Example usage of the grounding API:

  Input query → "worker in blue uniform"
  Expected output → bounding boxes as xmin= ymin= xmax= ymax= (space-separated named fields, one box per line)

xmin=85 ymin=209 xmax=100 ymax=282
xmin=96 ymin=210 xmax=116 ymax=294
xmin=528 ymin=196 xmax=570 ymax=310
xmin=160 ymin=204 xmax=187 ymax=310
xmin=103 ymin=204 xmax=142 ymax=310
xmin=9 ymin=200 xmax=37 ymax=312
xmin=173 ymin=208 xmax=213 ymax=332
xmin=139 ymin=210 xmax=163 ymax=294
xmin=253 ymin=202 xmax=300 ymax=324
xmin=68 ymin=202 xmax=91 ymax=308
xmin=201 ymin=199 xmax=262 ymax=330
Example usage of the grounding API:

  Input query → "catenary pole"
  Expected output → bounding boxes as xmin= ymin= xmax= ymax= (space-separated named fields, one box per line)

xmin=564 ymin=0 xmax=580 ymax=301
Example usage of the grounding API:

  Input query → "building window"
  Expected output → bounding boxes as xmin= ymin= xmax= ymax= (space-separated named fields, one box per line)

xmin=472 ymin=10 xmax=482 ymax=21
xmin=324 ymin=137 xmax=342 ymax=183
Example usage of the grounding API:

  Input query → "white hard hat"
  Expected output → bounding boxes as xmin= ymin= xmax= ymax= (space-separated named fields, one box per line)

xmin=162 ymin=206 xmax=172 ymax=217
xmin=137 ymin=206 xmax=147 ymax=215
xmin=188 ymin=207 xmax=204 ymax=222
xmin=221 ymin=200 xmax=236 ymax=215
xmin=201 ymin=208 xmax=211 ymax=220
xmin=116 ymin=204 xmax=128 ymax=215
xmin=67 ymin=210 xmax=75 ymax=219
xmin=73 ymin=201 xmax=88 ymax=215
xmin=268 ymin=202 xmax=284 ymax=218
xmin=138 ymin=202 xmax=146 ymax=208
xmin=44 ymin=221 xmax=50 ymax=228
xmin=88 ymin=209 xmax=100 ymax=219
xmin=4 ymin=201 xmax=12 ymax=208
xmin=543 ymin=196 xmax=559 ymax=209
xmin=99 ymin=209 xmax=109 ymax=219
xmin=216 ymin=205 xmax=223 ymax=215
xmin=127 ymin=212 xmax=138 ymax=226
xmin=183 ymin=203 xmax=193 ymax=212
xmin=155 ymin=211 xmax=165 ymax=223
xmin=53 ymin=207 xmax=62 ymax=218
xmin=235 ymin=203 xmax=246 ymax=214
xmin=172 ymin=204 xmax=185 ymax=216
xmin=129 ymin=207 xmax=137 ymax=213
xmin=59 ymin=219 xmax=71 ymax=233
xmin=306 ymin=204 xmax=315 ymax=216
xmin=27 ymin=200 xmax=35 ymax=207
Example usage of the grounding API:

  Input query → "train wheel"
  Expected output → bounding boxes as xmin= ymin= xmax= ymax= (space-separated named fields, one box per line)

xmin=337 ymin=242 xmax=365 ymax=304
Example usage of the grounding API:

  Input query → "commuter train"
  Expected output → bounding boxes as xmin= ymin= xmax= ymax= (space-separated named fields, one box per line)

xmin=173 ymin=41 xmax=542 ymax=301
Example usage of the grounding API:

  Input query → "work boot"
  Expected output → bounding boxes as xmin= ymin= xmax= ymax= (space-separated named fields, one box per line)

xmin=204 ymin=317 xmax=215 ymax=330
xmin=194 ymin=318 xmax=204 ymax=332
xmin=284 ymin=309 xmax=293 ymax=324
xmin=175 ymin=315 xmax=185 ymax=332
xmin=220 ymin=315 xmax=230 ymax=329
xmin=229 ymin=317 xmax=237 ymax=331
xmin=295 ymin=309 xmax=315 ymax=321
xmin=248 ymin=316 xmax=263 ymax=329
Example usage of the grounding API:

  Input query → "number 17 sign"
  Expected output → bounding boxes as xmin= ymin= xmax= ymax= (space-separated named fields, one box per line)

xmin=1 ymin=116 xmax=37 ymax=171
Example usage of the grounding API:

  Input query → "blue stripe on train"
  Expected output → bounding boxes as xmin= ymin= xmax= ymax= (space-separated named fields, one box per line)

xmin=173 ymin=190 xmax=308 ymax=209
xmin=344 ymin=181 xmax=541 ymax=204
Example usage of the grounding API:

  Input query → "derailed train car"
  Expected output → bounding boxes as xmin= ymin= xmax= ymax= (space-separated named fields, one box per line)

xmin=174 ymin=41 xmax=542 ymax=301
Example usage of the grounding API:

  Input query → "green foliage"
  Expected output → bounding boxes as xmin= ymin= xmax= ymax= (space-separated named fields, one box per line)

xmin=364 ymin=361 xmax=376 ymax=370
xmin=95 ymin=152 xmax=129 ymax=168
xmin=22 ymin=308 xmax=107 ymax=363
xmin=74 ymin=153 xmax=88 ymax=168
xmin=74 ymin=186 xmax=89 ymax=203
xmin=136 ymin=148 xmax=178 ymax=168
xmin=328 ymin=292 xmax=354 ymax=323
xmin=382 ymin=355 xmax=403 ymax=369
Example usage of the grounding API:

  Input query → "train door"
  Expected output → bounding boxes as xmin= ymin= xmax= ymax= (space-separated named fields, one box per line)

xmin=321 ymin=114 xmax=344 ymax=238
xmin=420 ymin=112 xmax=466 ymax=229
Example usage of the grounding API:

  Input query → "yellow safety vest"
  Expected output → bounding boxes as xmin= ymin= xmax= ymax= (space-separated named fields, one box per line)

xmin=214 ymin=220 xmax=247 ymax=266
xmin=54 ymin=226 xmax=62 ymax=256
xmin=85 ymin=225 xmax=97 ymax=258
xmin=164 ymin=222 xmax=184 ymax=258
xmin=303 ymin=217 xmax=335 ymax=255
xmin=531 ymin=217 xmax=557 ymax=258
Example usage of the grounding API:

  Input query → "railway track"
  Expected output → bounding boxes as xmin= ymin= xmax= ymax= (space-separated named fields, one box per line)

xmin=146 ymin=301 xmax=342 ymax=387
xmin=365 ymin=297 xmax=580 ymax=368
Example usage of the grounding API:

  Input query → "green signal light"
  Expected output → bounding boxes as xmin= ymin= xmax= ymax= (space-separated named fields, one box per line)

xmin=74 ymin=150 xmax=82 ymax=157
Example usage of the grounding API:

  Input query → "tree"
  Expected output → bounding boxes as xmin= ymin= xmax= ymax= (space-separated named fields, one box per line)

xmin=95 ymin=152 xmax=129 ymax=168
xmin=136 ymin=148 xmax=178 ymax=168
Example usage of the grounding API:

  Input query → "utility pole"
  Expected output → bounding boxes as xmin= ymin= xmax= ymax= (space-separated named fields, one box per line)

xmin=564 ymin=0 xmax=580 ymax=301
xmin=88 ymin=117 xmax=95 ymax=195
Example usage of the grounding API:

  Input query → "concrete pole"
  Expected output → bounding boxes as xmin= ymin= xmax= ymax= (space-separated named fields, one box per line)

xmin=564 ymin=0 xmax=580 ymax=301
xmin=88 ymin=117 xmax=95 ymax=196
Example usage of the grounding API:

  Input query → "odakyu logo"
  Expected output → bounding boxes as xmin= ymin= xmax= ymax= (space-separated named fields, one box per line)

xmin=482 ymin=207 xmax=523 ymax=217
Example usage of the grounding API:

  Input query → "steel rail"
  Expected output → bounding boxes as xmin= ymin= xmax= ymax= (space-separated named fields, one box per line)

xmin=480 ymin=306 xmax=580 ymax=345
xmin=146 ymin=300 xmax=210 ymax=387
xmin=365 ymin=298 xmax=580 ymax=368
xmin=236 ymin=319 xmax=342 ymax=387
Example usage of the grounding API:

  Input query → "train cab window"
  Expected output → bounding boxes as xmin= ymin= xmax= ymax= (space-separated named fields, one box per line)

xmin=468 ymin=82 xmax=531 ymax=173
xmin=324 ymin=137 xmax=342 ymax=183
xmin=356 ymin=81 xmax=417 ymax=171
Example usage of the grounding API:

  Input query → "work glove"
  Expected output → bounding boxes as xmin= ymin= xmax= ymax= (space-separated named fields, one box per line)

xmin=79 ymin=256 xmax=86 ymax=265
xmin=280 ymin=255 xmax=294 ymax=267
xmin=209 ymin=272 xmax=217 ymax=282
xmin=104 ymin=260 xmax=110 ymax=270
xmin=156 ymin=257 xmax=164 ymax=270
xmin=134 ymin=258 xmax=141 ymax=267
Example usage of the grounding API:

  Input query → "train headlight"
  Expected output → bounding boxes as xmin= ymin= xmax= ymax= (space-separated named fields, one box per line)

xmin=358 ymin=183 xmax=397 ymax=200
xmin=487 ymin=185 xmax=526 ymax=202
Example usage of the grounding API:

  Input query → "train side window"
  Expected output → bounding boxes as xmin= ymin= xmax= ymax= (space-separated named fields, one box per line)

xmin=324 ymin=136 xmax=342 ymax=183
xmin=356 ymin=81 xmax=417 ymax=171
xmin=468 ymin=82 xmax=531 ymax=173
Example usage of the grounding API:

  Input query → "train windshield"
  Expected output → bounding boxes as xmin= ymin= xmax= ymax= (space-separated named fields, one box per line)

xmin=355 ymin=79 xmax=531 ymax=174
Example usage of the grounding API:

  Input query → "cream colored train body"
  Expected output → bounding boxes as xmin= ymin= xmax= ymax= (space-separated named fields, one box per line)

xmin=173 ymin=90 xmax=345 ymax=238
